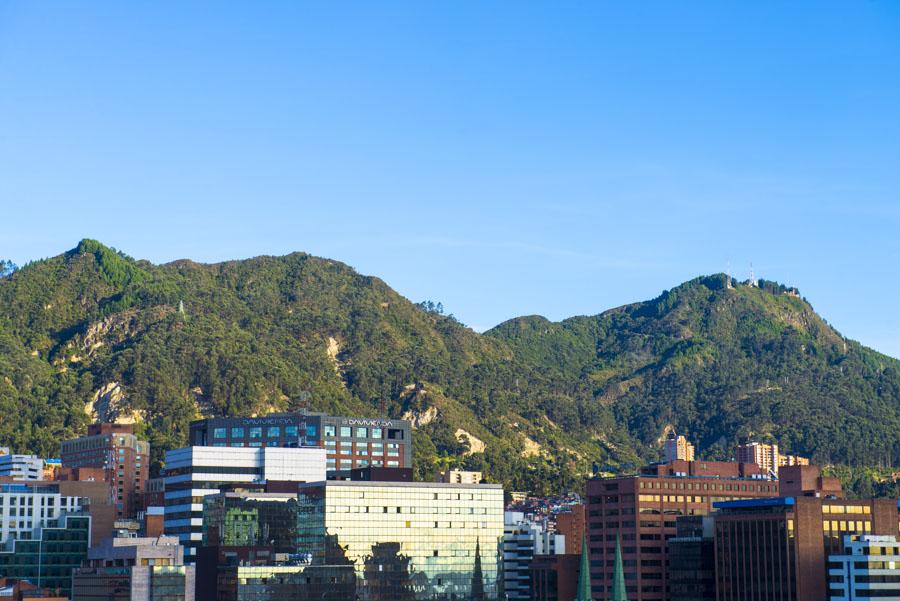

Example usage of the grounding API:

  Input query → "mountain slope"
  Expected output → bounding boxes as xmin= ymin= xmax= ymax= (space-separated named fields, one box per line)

xmin=1 ymin=243 xmax=899 ymax=493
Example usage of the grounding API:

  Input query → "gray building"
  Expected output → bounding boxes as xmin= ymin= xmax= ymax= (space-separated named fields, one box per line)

xmin=502 ymin=511 xmax=565 ymax=601
xmin=0 ymin=454 xmax=44 ymax=480
xmin=72 ymin=535 xmax=195 ymax=601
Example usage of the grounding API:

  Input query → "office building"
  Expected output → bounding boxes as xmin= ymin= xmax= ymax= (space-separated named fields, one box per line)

xmin=60 ymin=423 xmax=150 ymax=519
xmin=666 ymin=516 xmax=715 ymax=601
xmin=163 ymin=445 xmax=325 ymax=558
xmin=72 ymin=536 xmax=195 ymax=601
xmin=503 ymin=511 xmax=565 ymax=601
xmin=437 ymin=469 xmax=483 ymax=484
xmin=556 ymin=504 xmax=586 ymax=555
xmin=735 ymin=442 xmax=810 ymax=477
xmin=663 ymin=435 xmax=695 ymax=462
xmin=188 ymin=411 xmax=412 ymax=471
xmin=0 ymin=482 xmax=85 ymax=543
xmin=828 ymin=534 xmax=900 ymax=600
xmin=215 ymin=564 xmax=356 ymax=601
xmin=296 ymin=480 xmax=505 ymax=600
xmin=530 ymin=554 xmax=581 ymax=601
xmin=585 ymin=459 xmax=777 ymax=601
xmin=0 ymin=455 xmax=44 ymax=481
xmin=712 ymin=473 xmax=898 ymax=601
xmin=0 ymin=509 xmax=91 ymax=597
xmin=53 ymin=469 xmax=118 ymax=543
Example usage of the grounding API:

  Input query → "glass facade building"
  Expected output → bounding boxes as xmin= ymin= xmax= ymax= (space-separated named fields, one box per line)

xmin=202 ymin=491 xmax=300 ymax=551
xmin=296 ymin=480 xmax=504 ymax=601
xmin=0 ymin=513 xmax=91 ymax=596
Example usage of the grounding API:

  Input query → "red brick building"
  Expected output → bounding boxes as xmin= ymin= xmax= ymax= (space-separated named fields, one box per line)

xmin=556 ymin=504 xmax=586 ymax=555
xmin=530 ymin=554 xmax=581 ymax=601
xmin=713 ymin=464 xmax=898 ymax=601
xmin=586 ymin=459 xmax=778 ymax=600
xmin=60 ymin=423 xmax=149 ymax=519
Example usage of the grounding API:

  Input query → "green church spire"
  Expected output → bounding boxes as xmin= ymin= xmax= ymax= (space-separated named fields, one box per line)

xmin=574 ymin=530 xmax=593 ymax=601
xmin=611 ymin=533 xmax=628 ymax=601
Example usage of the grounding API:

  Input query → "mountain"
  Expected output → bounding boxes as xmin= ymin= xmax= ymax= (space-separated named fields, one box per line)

xmin=1 ymin=241 xmax=899 ymax=494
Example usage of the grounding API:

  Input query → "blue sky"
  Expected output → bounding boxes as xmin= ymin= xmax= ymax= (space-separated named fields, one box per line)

xmin=2 ymin=2 xmax=899 ymax=356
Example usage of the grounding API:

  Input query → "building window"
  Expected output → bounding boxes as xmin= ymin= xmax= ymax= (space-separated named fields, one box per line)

xmin=324 ymin=425 xmax=336 ymax=437
xmin=372 ymin=427 xmax=383 ymax=439
xmin=357 ymin=443 xmax=368 ymax=456
xmin=387 ymin=460 xmax=399 ymax=467
xmin=249 ymin=427 xmax=262 ymax=439
xmin=307 ymin=424 xmax=317 ymax=437
xmin=356 ymin=427 xmax=368 ymax=438
xmin=340 ymin=426 xmax=352 ymax=438
xmin=249 ymin=442 xmax=262 ymax=447
xmin=285 ymin=425 xmax=298 ymax=438
xmin=231 ymin=427 xmax=245 ymax=438
xmin=267 ymin=426 xmax=280 ymax=438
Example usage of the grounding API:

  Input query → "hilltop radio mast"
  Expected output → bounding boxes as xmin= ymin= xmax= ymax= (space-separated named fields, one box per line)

xmin=748 ymin=263 xmax=758 ymax=287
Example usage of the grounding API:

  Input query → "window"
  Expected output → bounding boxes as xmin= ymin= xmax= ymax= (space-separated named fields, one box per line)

xmin=231 ymin=427 xmax=245 ymax=438
xmin=249 ymin=442 xmax=262 ymax=447
xmin=340 ymin=426 xmax=352 ymax=438
xmin=324 ymin=425 xmax=336 ymax=437
xmin=372 ymin=427 xmax=383 ymax=439
xmin=387 ymin=460 xmax=399 ymax=467
xmin=249 ymin=427 xmax=262 ymax=438
xmin=267 ymin=426 xmax=280 ymax=438
xmin=357 ymin=443 xmax=368 ymax=456
xmin=356 ymin=427 xmax=368 ymax=438
xmin=306 ymin=424 xmax=317 ymax=437
xmin=285 ymin=425 xmax=298 ymax=437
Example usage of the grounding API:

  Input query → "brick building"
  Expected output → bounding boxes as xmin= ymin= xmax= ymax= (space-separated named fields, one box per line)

xmin=60 ymin=423 xmax=149 ymax=519
xmin=556 ymin=504 xmax=586 ymax=555
xmin=585 ymin=459 xmax=778 ymax=600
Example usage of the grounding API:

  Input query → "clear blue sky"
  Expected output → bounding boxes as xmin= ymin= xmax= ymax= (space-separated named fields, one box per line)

xmin=2 ymin=3 xmax=899 ymax=356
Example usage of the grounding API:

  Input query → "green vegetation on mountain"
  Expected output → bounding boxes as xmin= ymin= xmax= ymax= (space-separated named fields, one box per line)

xmin=1 ymin=242 xmax=899 ymax=496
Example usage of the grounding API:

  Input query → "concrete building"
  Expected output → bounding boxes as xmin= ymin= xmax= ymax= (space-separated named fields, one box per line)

xmin=0 ymin=482 xmax=85 ymax=543
xmin=437 ymin=469 xmax=483 ymax=484
xmin=296 ymin=480 xmax=505 ymax=600
xmin=188 ymin=411 xmax=412 ymax=472
xmin=586 ymin=459 xmax=777 ymax=601
xmin=828 ymin=534 xmax=900 ymax=600
xmin=0 ymin=455 xmax=44 ymax=481
xmin=163 ymin=446 xmax=326 ymax=559
xmin=735 ymin=442 xmax=810 ymax=477
xmin=503 ymin=511 xmax=565 ymax=601
xmin=663 ymin=435 xmax=695 ymax=462
xmin=60 ymin=423 xmax=150 ymax=519
xmin=72 ymin=536 xmax=195 ymax=601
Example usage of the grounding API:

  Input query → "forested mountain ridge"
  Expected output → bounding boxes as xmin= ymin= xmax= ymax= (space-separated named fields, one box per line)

xmin=1 ymin=240 xmax=898 ymax=494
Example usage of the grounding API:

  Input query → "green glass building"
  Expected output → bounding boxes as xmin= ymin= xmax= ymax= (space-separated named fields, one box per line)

xmin=202 ymin=491 xmax=299 ymax=551
xmin=0 ymin=513 xmax=91 ymax=596
xmin=296 ymin=480 xmax=505 ymax=601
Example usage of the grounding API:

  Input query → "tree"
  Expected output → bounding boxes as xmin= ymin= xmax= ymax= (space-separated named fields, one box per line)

xmin=0 ymin=260 xmax=16 ymax=278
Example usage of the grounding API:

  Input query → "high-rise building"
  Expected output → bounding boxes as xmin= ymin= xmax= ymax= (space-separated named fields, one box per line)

xmin=188 ymin=412 xmax=412 ymax=472
xmin=71 ymin=536 xmax=195 ymax=601
xmin=0 ymin=489 xmax=91 ymax=597
xmin=556 ymin=504 xmax=586 ymax=555
xmin=0 ymin=454 xmax=44 ymax=480
xmin=666 ymin=516 xmax=715 ymax=601
xmin=163 ymin=446 xmax=326 ymax=559
xmin=735 ymin=442 xmax=810 ymax=477
xmin=60 ymin=423 xmax=150 ymax=519
xmin=586 ymin=459 xmax=777 ymax=601
xmin=530 ymin=553 xmax=582 ymax=601
xmin=296 ymin=480 xmax=505 ymax=600
xmin=712 ymin=469 xmax=898 ymax=601
xmin=663 ymin=436 xmax=695 ymax=462
xmin=503 ymin=511 xmax=565 ymax=601
xmin=828 ymin=534 xmax=900 ymax=600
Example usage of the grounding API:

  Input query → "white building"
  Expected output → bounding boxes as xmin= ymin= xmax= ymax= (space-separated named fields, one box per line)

xmin=0 ymin=454 xmax=45 ymax=480
xmin=0 ymin=482 xmax=85 ymax=543
xmin=163 ymin=445 xmax=326 ymax=558
xmin=437 ymin=469 xmax=483 ymax=484
xmin=829 ymin=534 xmax=900 ymax=600
xmin=502 ymin=511 xmax=565 ymax=601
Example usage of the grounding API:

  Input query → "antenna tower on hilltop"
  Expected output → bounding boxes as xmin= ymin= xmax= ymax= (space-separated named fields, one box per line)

xmin=748 ymin=263 xmax=758 ymax=287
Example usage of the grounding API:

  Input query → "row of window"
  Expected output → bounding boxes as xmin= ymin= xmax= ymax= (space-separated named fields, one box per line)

xmin=214 ymin=426 xmax=302 ymax=439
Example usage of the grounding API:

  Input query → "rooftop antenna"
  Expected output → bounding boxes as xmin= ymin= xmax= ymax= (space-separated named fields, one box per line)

xmin=748 ymin=263 xmax=758 ymax=287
